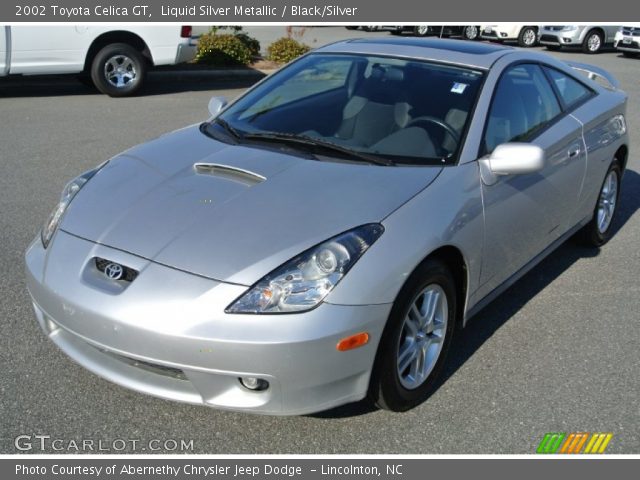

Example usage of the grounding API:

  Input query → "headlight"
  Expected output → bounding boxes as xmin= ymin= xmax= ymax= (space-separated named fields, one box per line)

xmin=226 ymin=224 xmax=384 ymax=314
xmin=41 ymin=165 xmax=105 ymax=248
xmin=561 ymin=25 xmax=578 ymax=32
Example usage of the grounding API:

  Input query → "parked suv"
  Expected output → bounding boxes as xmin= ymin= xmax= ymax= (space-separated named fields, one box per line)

xmin=480 ymin=24 xmax=540 ymax=47
xmin=539 ymin=26 xmax=620 ymax=53
xmin=614 ymin=25 xmax=640 ymax=57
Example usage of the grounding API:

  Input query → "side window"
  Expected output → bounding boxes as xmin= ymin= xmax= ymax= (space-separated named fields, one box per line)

xmin=543 ymin=67 xmax=593 ymax=109
xmin=484 ymin=64 xmax=561 ymax=154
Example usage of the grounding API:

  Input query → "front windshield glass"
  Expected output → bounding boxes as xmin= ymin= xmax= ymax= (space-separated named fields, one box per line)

xmin=214 ymin=53 xmax=485 ymax=165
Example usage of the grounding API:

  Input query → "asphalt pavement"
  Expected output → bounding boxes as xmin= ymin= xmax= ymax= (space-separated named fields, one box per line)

xmin=0 ymin=28 xmax=638 ymax=454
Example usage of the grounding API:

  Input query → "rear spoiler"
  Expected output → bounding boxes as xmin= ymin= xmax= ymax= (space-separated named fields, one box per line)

xmin=565 ymin=61 xmax=620 ymax=90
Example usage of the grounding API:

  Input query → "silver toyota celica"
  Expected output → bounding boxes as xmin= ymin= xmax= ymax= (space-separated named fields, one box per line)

xmin=25 ymin=38 xmax=629 ymax=415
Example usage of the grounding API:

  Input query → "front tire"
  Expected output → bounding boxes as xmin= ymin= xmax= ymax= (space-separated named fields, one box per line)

xmin=90 ymin=43 xmax=146 ymax=97
xmin=369 ymin=259 xmax=457 ymax=412
xmin=413 ymin=26 xmax=431 ymax=37
xmin=518 ymin=26 xmax=538 ymax=47
xmin=577 ymin=161 xmax=622 ymax=247
xmin=583 ymin=30 xmax=604 ymax=54
xmin=462 ymin=26 xmax=479 ymax=41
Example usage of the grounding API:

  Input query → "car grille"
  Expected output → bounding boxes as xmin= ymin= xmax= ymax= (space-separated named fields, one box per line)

xmin=94 ymin=257 xmax=139 ymax=282
xmin=540 ymin=34 xmax=560 ymax=43
xmin=543 ymin=26 xmax=565 ymax=31
xmin=622 ymin=26 xmax=640 ymax=36
xmin=482 ymin=31 xmax=498 ymax=39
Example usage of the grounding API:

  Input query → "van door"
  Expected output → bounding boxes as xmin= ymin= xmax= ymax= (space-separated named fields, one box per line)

xmin=9 ymin=26 xmax=88 ymax=75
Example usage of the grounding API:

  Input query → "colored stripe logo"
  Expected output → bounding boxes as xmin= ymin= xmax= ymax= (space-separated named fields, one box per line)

xmin=537 ymin=433 xmax=613 ymax=454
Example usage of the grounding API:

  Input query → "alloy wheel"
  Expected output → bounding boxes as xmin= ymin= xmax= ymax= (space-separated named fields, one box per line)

xmin=522 ymin=28 xmax=537 ymax=46
xmin=396 ymin=284 xmax=448 ymax=390
xmin=588 ymin=33 xmax=602 ymax=52
xmin=464 ymin=26 xmax=479 ymax=40
xmin=597 ymin=170 xmax=618 ymax=233
xmin=104 ymin=55 xmax=137 ymax=88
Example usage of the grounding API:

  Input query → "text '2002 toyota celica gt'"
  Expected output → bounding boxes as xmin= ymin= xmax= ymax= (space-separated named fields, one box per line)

xmin=26 ymin=38 xmax=629 ymax=415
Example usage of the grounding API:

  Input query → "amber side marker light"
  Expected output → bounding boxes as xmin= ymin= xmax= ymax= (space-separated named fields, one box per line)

xmin=337 ymin=332 xmax=369 ymax=351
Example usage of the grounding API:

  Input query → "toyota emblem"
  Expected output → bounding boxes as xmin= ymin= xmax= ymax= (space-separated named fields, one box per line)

xmin=104 ymin=263 xmax=124 ymax=280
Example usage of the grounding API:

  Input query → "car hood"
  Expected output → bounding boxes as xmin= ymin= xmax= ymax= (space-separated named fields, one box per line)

xmin=61 ymin=125 xmax=442 ymax=285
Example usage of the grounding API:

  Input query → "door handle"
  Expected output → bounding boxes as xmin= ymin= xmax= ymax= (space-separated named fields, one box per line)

xmin=568 ymin=146 xmax=581 ymax=158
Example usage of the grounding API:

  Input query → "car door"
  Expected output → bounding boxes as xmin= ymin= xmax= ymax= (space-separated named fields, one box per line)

xmin=478 ymin=63 xmax=586 ymax=293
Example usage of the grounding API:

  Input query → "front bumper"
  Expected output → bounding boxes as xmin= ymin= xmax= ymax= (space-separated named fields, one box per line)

xmin=25 ymin=231 xmax=391 ymax=415
xmin=615 ymin=37 xmax=640 ymax=52
xmin=539 ymin=31 xmax=580 ymax=46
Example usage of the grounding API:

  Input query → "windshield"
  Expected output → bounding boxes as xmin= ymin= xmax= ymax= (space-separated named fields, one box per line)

xmin=212 ymin=53 xmax=485 ymax=165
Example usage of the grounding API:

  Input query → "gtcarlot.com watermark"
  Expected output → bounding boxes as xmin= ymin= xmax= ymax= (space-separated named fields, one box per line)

xmin=14 ymin=434 xmax=194 ymax=452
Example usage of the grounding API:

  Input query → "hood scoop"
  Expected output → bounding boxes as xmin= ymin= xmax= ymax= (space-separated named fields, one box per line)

xmin=194 ymin=163 xmax=265 ymax=187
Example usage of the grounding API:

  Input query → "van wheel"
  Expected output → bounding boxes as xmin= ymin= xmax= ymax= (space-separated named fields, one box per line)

xmin=369 ymin=259 xmax=457 ymax=411
xmin=90 ymin=43 xmax=146 ymax=97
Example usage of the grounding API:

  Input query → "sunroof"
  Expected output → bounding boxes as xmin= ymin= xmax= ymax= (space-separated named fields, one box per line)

xmin=349 ymin=37 xmax=512 ymax=55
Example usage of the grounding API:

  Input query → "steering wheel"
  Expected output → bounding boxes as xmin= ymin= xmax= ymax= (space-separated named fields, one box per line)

xmin=405 ymin=116 xmax=461 ymax=146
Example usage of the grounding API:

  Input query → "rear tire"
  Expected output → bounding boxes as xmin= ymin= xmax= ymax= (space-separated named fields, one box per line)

xmin=576 ymin=161 xmax=622 ymax=247
xmin=369 ymin=259 xmax=457 ymax=412
xmin=90 ymin=43 xmax=146 ymax=97
xmin=582 ymin=30 xmax=604 ymax=54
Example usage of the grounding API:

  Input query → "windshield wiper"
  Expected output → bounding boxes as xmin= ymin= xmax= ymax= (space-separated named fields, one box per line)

xmin=213 ymin=117 xmax=243 ymax=140
xmin=243 ymin=132 xmax=395 ymax=166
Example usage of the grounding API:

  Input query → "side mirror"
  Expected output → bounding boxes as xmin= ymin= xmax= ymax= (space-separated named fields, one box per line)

xmin=208 ymin=96 xmax=228 ymax=117
xmin=487 ymin=143 xmax=545 ymax=175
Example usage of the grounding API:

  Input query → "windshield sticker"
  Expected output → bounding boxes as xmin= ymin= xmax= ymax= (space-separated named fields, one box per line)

xmin=451 ymin=82 xmax=469 ymax=94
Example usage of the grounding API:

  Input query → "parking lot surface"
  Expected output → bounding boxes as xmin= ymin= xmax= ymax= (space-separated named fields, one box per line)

xmin=1 ymin=28 xmax=638 ymax=454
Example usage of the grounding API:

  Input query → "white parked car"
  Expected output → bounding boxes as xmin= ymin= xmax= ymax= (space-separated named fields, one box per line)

xmin=539 ymin=26 xmax=621 ymax=54
xmin=480 ymin=24 xmax=540 ymax=47
xmin=0 ymin=26 xmax=197 ymax=96
xmin=614 ymin=25 xmax=640 ymax=57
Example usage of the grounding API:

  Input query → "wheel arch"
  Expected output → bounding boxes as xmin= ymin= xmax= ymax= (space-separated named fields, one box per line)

xmin=84 ymin=31 xmax=153 ymax=72
xmin=614 ymin=144 xmax=628 ymax=172
xmin=584 ymin=27 xmax=605 ymax=42
xmin=414 ymin=245 xmax=469 ymax=328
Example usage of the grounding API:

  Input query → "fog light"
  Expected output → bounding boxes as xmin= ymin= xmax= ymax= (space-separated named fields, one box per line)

xmin=500 ymin=32 xmax=508 ymax=37
xmin=563 ymin=37 xmax=572 ymax=43
xmin=239 ymin=377 xmax=269 ymax=391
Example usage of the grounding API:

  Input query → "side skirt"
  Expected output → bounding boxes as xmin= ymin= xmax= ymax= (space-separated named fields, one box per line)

xmin=463 ymin=215 xmax=592 ymax=325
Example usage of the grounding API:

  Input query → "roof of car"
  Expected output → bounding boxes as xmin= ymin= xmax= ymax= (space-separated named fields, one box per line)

xmin=315 ymin=37 xmax=516 ymax=70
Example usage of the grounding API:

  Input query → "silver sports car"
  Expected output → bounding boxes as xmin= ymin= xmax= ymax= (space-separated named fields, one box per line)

xmin=26 ymin=38 xmax=629 ymax=415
